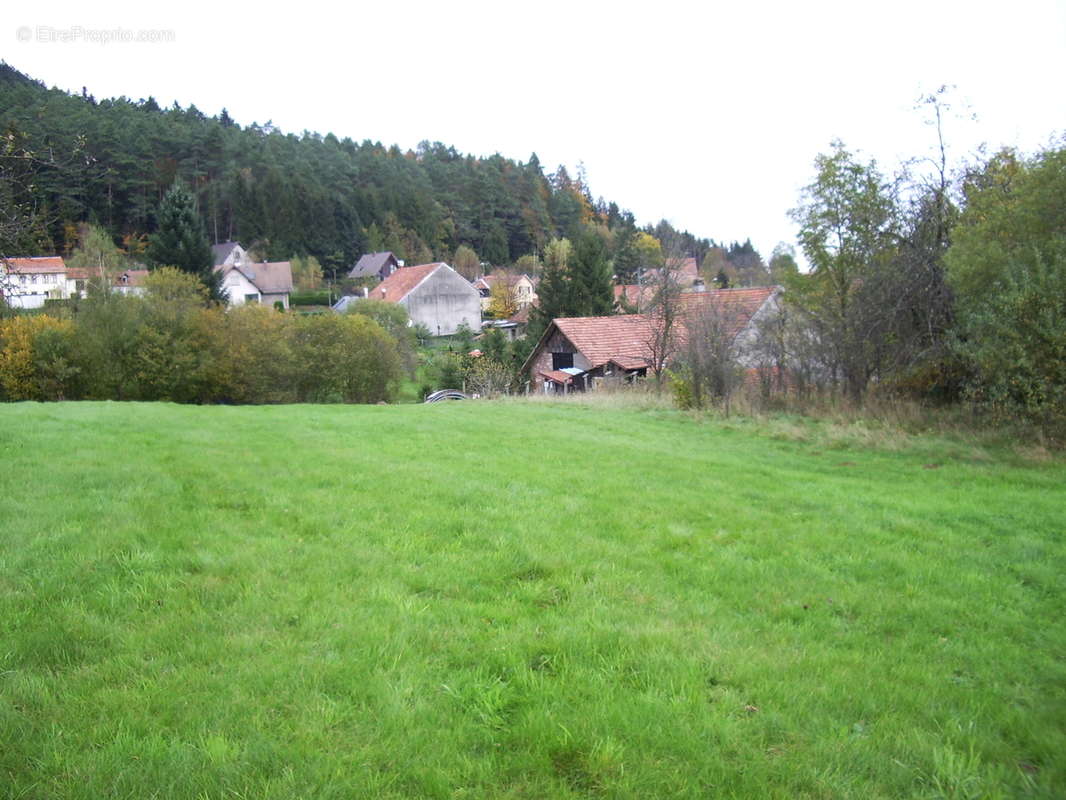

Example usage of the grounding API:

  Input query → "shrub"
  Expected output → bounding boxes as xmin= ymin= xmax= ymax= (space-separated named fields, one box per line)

xmin=202 ymin=304 xmax=294 ymax=404
xmin=70 ymin=293 xmax=144 ymax=400
xmin=953 ymin=250 xmax=1066 ymax=427
xmin=0 ymin=315 xmax=78 ymax=401
xmin=669 ymin=368 xmax=695 ymax=410
xmin=946 ymin=143 xmax=1066 ymax=431
xmin=345 ymin=299 xmax=417 ymax=375
xmin=130 ymin=268 xmax=215 ymax=402
xmin=289 ymin=290 xmax=332 ymax=307
xmin=289 ymin=314 xmax=402 ymax=403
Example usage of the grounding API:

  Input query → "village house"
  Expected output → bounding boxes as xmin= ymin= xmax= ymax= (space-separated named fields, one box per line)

xmin=65 ymin=266 xmax=91 ymax=298
xmin=614 ymin=259 xmax=706 ymax=313
xmin=211 ymin=241 xmax=293 ymax=308
xmin=481 ymin=319 xmax=521 ymax=341
xmin=114 ymin=269 xmax=150 ymax=296
xmin=673 ymin=256 xmax=701 ymax=287
xmin=211 ymin=241 xmax=249 ymax=269
xmin=365 ymin=262 xmax=481 ymax=335
xmin=523 ymin=286 xmax=781 ymax=393
xmin=636 ymin=256 xmax=704 ymax=289
xmin=479 ymin=304 xmax=532 ymax=341
xmin=472 ymin=273 xmax=537 ymax=312
xmin=0 ymin=257 xmax=68 ymax=308
xmin=214 ymin=260 xmax=294 ymax=308
xmin=348 ymin=251 xmax=402 ymax=282
xmin=613 ymin=284 xmax=652 ymax=312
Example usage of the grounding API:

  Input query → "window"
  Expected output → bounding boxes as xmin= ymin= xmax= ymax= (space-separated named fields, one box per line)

xmin=552 ymin=352 xmax=574 ymax=370
xmin=245 ymin=293 xmax=259 ymax=304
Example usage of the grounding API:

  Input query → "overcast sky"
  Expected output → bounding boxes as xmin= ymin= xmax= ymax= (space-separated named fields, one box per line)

xmin=5 ymin=0 xmax=1065 ymax=260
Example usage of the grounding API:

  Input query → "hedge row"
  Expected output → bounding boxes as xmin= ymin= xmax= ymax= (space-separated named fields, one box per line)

xmin=0 ymin=269 xmax=403 ymax=404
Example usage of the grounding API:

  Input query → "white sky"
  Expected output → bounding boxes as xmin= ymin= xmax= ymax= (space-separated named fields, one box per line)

xmin=4 ymin=0 xmax=1065 ymax=260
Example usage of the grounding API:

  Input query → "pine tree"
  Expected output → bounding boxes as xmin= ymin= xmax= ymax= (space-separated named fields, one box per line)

xmin=149 ymin=182 xmax=211 ymax=273
xmin=147 ymin=181 xmax=220 ymax=300
xmin=568 ymin=231 xmax=614 ymax=317
xmin=526 ymin=239 xmax=573 ymax=346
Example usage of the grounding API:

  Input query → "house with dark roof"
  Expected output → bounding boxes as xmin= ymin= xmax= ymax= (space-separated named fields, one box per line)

xmin=214 ymin=260 xmax=294 ymax=309
xmin=366 ymin=262 xmax=480 ymax=335
xmin=522 ymin=287 xmax=780 ymax=392
xmin=211 ymin=241 xmax=249 ymax=268
xmin=348 ymin=251 xmax=401 ymax=282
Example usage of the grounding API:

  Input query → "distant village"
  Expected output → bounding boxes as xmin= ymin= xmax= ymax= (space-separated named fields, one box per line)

xmin=0 ymin=243 xmax=780 ymax=397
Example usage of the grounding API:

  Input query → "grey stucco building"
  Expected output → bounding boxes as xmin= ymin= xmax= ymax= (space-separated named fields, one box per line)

xmin=365 ymin=262 xmax=481 ymax=336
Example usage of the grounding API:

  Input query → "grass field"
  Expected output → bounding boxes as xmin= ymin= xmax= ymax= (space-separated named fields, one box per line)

xmin=1 ymin=401 xmax=1063 ymax=798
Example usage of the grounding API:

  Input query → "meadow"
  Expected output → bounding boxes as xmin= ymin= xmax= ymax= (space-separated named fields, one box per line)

xmin=1 ymin=400 xmax=1063 ymax=798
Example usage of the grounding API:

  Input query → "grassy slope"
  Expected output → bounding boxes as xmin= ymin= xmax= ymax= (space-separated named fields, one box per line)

xmin=0 ymin=401 xmax=1063 ymax=799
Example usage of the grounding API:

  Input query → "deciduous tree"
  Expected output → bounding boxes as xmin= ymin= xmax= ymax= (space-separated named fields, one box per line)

xmin=290 ymin=254 xmax=324 ymax=291
xmin=789 ymin=141 xmax=899 ymax=401
xmin=671 ymin=298 xmax=741 ymax=413
xmin=642 ymin=235 xmax=688 ymax=387
xmin=449 ymin=244 xmax=479 ymax=280
xmin=487 ymin=271 xmax=519 ymax=319
xmin=67 ymin=224 xmax=129 ymax=294
xmin=946 ymin=142 xmax=1066 ymax=424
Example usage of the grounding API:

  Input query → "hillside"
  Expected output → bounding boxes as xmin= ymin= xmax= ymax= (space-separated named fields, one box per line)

xmin=1 ymin=401 xmax=1063 ymax=797
xmin=0 ymin=63 xmax=720 ymax=274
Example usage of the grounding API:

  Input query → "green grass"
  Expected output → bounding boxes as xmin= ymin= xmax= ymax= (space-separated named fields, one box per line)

xmin=1 ymin=401 xmax=1063 ymax=798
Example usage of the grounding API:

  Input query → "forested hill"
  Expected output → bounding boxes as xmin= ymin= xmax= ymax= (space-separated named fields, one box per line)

xmin=0 ymin=63 xmax=728 ymax=274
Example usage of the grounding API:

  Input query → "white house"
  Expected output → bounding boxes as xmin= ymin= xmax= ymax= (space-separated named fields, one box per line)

xmin=210 ymin=241 xmax=293 ymax=309
xmin=64 ymin=266 xmax=91 ymax=299
xmin=113 ymin=269 xmax=149 ymax=296
xmin=0 ymin=257 xmax=68 ymax=308
xmin=211 ymin=241 xmax=250 ymax=269
xmin=215 ymin=261 xmax=294 ymax=309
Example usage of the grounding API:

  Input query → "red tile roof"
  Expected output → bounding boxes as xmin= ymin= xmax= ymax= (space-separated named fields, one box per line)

xmin=118 ymin=269 xmax=149 ymax=286
xmin=523 ymin=287 xmax=779 ymax=375
xmin=606 ymin=355 xmax=649 ymax=370
xmin=366 ymin=263 xmax=443 ymax=302
xmin=676 ymin=287 xmax=777 ymax=341
xmin=541 ymin=369 xmax=576 ymax=384
xmin=65 ymin=267 xmax=91 ymax=280
xmin=614 ymin=284 xmax=651 ymax=310
xmin=552 ymin=314 xmax=655 ymax=369
xmin=676 ymin=257 xmax=699 ymax=277
xmin=4 ymin=256 xmax=66 ymax=274
xmin=510 ymin=304 xmax=532 ymax=324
